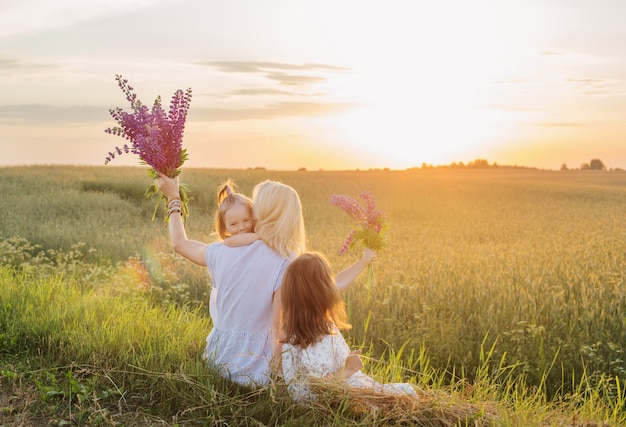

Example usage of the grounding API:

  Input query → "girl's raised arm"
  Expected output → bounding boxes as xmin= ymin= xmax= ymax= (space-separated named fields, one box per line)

xmin=335 ymin=248 xmax=376 ymax=292
xmin=224 ymin=233 xmax=261 ymax=247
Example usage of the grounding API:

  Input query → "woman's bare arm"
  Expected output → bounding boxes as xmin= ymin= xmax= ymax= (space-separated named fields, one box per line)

xmin=157 ymin=173 xmax=208 ymax=266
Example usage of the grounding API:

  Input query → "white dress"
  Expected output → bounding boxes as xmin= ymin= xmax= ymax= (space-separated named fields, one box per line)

xmin=203 ymin=240 xmax=289 ymax=386
xmin=282 ymin=327 xmax=416 ymax=402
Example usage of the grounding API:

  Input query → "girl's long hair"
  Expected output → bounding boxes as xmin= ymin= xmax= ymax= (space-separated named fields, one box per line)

xmin=214 ymin=180 xmax=254 ymax=240
xmin=252 ymin=180 xmax=305 ymax=259
xmin=280 ymin=252 xmax=350 ymax=348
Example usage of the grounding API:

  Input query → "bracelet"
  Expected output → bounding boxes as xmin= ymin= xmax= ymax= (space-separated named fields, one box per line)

xmin=166 ymin=198 xmax=186 ymax=220
xmin=168 ymin=199 xmax=182 ymax=210
xmin=167 ymin=207 xmax=182 ymax=217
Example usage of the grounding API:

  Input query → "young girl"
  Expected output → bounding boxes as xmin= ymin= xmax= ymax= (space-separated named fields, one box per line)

xmin=214 ymin=180 xmax=256 ymax=241
xmin=280 ymin=251 xmax=417 ymax=402
xmin=209 ymin=180 xmax=257 ymax=321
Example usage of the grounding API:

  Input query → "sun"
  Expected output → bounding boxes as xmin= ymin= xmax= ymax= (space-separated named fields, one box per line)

xmin=322 ymin=66 xmax=514 ymax=169
xmin=309 ymin=2 xmax=523 ymax=169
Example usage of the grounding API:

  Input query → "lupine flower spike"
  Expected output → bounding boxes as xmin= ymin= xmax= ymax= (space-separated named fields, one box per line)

xmin=104 ymin=74 xmax=192 ymax=221
xmin=330 ymin=191 xmax=388 ymax=253
xmin=330 ymin=191 xmax=389 ymax=302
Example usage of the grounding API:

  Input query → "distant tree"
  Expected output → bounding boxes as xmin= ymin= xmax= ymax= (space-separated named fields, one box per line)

xmin=469 ymin=159 xmax=489 ymax=169
xmin=580 ymin=162 xmax=590 ymax=170
xmin=589 ymin=159 xmax=606 ymax=170
xmin=561 ymin=163 xmax=568 ymax=171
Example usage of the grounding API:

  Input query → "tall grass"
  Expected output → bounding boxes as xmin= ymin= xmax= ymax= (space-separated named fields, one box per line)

xmin=3 ymin=265 xmax=623 ymax=425
xmin=0 ymin=265 xmax=498 ymax=425
xmin=1 ymin=165 xmax=625 ymax=425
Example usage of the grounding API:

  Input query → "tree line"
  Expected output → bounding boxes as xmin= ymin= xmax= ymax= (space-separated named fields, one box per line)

xmin=406 ymin=158 xmax=621 ymax=171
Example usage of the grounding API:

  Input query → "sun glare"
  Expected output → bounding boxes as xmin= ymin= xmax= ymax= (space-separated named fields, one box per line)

xmin=323 ymin=59 xmax=515 ymax=168
xmin=311 ymin=2 xmax=525 ymax=169
xmin=326 ymin=104 xmax=511 ymax=169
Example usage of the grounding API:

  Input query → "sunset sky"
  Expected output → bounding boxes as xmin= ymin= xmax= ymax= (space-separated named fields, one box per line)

xmin=1 ymin=0 xmax=625 ymax=171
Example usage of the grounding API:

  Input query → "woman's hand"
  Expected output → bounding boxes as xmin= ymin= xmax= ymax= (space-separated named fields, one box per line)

xmin=156 ymin=172 xmax=181 ymax=201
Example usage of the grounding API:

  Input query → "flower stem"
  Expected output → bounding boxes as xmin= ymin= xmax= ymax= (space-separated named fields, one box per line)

xmin=365 ymin=262 xmax=375 ymax=304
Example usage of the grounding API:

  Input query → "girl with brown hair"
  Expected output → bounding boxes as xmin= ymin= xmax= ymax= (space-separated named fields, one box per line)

xmin=280 ymin=251 xmax=417 ymax=402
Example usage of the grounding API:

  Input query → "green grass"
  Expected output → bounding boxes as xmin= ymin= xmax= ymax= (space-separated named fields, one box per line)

xmin=2 ymin=265 xmax=622 ymax=425
xmin=1 ymin=165 xmax=625 ymax=425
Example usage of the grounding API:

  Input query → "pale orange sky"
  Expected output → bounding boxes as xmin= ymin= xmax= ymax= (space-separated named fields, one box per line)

xmin=1 ymin=0 xmax=626 ymax=170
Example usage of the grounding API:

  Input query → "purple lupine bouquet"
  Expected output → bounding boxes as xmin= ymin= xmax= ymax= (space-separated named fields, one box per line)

xmin=330 ymin=191 xmax=389 ymax=299
xmin=104 ymin=74 xmax=192 ymax=221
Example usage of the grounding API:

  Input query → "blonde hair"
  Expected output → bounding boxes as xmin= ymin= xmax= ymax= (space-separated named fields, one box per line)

xmin=214 ymin=180 xmax=254 ymax=240
xmin=280 ymin=252 xmax=350 ymax=348
xmin=252 ymin=180 xmax=305 ymax=259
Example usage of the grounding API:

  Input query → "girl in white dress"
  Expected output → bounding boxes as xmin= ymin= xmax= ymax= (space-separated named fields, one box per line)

xmin=209 ymin=180 xmax=256 ymax=321
xmin=280 ymin=252 xmax=417 ymax=402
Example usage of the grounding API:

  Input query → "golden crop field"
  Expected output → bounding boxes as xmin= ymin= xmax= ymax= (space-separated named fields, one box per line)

xmin=1 ymin=165 xmax=625 ymax=397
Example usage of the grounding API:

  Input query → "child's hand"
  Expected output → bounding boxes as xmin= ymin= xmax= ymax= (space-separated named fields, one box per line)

xmin=362 ymin=248 xmax=377 ymax=264
xmin=335 ymin=250 xmax=377 ymax=292
xmin=343 ymin=350 xmax=363 ymax=377
xmin=328 ymin=350 xmax=362 ymax=380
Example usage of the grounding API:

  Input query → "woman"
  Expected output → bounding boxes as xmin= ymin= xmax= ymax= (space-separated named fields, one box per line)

xmin=157 ymin=174 xmax=305 ymax=386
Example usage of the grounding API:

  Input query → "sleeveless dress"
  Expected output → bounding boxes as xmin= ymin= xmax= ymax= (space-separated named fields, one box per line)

xmin=282 ymin=327 xmax=416 ymax=402
xmin=203 ymin=240 xmax=288 ymax=386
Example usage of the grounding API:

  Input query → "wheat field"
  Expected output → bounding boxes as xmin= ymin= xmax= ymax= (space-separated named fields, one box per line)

xmin=1 ymin=165 xmax=625 ymax=401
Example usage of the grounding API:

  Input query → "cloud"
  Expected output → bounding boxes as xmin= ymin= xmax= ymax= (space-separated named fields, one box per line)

xmin=0 ymin=0 xmax=188 ymax=37
xmin=197 ymin=60 xmax=352 ymax=87
xmin=264 ymin=72 xmax=326 ymax=86
xmin=533 ymin=48 xmax=611 ymax=66
xmin=491 ymin=78 xmax=529 ymax=85
xmin=536 ymin=49 xmax=563 ymax=56
xmin=206 ymin=87 xmax=329 ymax=100
xmin=191 ymin=101 xmax=359 ymax=122
xmin=0 ymin=57 xmax=22 ymax=70
xmin=212 ymin=88 xmax=328 ymax=98
xmin=0 ymin=104 xmax=106 ymax=125
xmin=226 ymin=88 xmax=297 ymax=96
xmin=0 ymin=100 xmax=359 ymax=126
xmin=567 ymin=78 xmax=606 ymax=84
xmin=202 ymin=61 xmax=352 ymax=73
xmin=565 ymin=77 xmax=623 ymax=95
xmin=480 ymin=104 xmax=539 ymax=112
xmin=526 ymin=122 xmax=581 ymax=127
xmin=0 ymin=55 xmax=56 ymax=72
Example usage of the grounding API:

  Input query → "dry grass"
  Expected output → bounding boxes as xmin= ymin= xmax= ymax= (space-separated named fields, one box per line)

xmin=308 ymin=381 xmax=500 ymax=426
